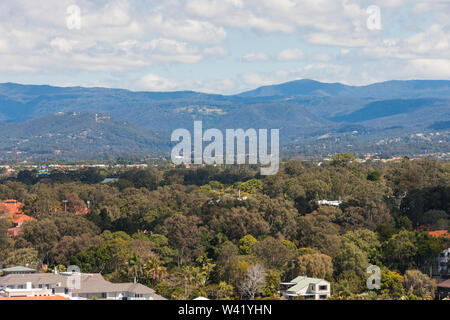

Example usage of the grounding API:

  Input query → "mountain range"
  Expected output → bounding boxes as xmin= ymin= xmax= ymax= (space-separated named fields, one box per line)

xmin=0 ymin=79 xmax=448 ymax=160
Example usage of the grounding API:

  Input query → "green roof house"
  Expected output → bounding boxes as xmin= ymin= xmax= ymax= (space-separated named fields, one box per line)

xmin=280 ymin=276 xmax=330 ymax=300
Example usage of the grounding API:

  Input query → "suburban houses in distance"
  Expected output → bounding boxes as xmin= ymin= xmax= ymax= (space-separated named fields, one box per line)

xmin=1 ymin=199 xmax=87 ymax=239
xmin=0 ymin=266 xmax=166 ymax=300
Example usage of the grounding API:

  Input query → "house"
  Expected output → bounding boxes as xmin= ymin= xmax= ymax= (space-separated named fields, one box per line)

xmin=0 ymin=295 xmax=70 ymax=300
xmin=427 ymin=230 xmax=450 ymax=276
xmin=0 ymin=266 xmax=38 ymax=276
xmin=99 ymin=178 xmax=119 ymax=184
xmin=436 ymin=279 xmax=450 ymax=300
xmin=1 ymin=199 xmax=37 ymax=238
xmin=317 ymin=200 xmax=342 ymax=207
xmin=428 ymin=230 xmax=450 ymax=239
xmin=280 ymin=276 xmax=331 ymax=300
xmin=0 ymin=268 xmax=166 ymax=300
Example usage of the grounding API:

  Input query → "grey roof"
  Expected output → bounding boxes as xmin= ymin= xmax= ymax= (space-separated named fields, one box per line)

xmin=0 ymin=266 xmax=37 ymax=273
xmin=100 ymin=178 xmax=119 ymax=184
xmin=0 ymin=272 xmax=166 ymax=299
xmin=0 ymin=273 xmax=66 ymax=286
xmin=437 ymin=279 xmax=450 ymax=289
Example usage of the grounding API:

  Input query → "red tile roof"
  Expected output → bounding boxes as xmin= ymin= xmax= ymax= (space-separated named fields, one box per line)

xmin=428 ymin=230 xmax=450 ymax=238
xmin=2 ymin=200 xmax=24 ymax=215
xmin=11 ymin=213 xmax=36 ymax=225
xmin=1 ymin=200 xmax=37 ymax=237
xmin=7 ymin=227 xmax=22 ymax=238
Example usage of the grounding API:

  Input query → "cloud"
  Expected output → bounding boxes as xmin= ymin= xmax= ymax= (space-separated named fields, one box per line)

xmin=137 ymin=73 xmax=179 ymax=91
xmin=50 ymin=37 xmax=77 ymax=53
xmin=203 ymin=46 xmax=229 ymax=56
xmin=242 ymin=52 xmax=269 ymax=62
xmin=277 ymin=49 xmax=304 ymax=61
xmin=241 ymin=72 xmax=279 ymax=86
xmin=0 ymin=0 xmax=449 ymax=93
xmin=147 ymin=13 xmax=227 ymax=44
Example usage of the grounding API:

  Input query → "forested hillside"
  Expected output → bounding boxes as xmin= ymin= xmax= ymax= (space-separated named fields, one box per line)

xmin=0 ymin=80 xmax=448 ymax=159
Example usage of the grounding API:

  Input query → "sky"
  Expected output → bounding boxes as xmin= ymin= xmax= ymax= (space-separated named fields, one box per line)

xmin=0 ymin=0 xmax=449 ymax=94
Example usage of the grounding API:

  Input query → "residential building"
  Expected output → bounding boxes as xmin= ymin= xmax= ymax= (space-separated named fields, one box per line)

xmin=0 ymin=268 xmax=166 ymax=300
xmin=317 ymin=200 xmax=342 ymax=207
xmin=280 ymin=276 xmax=331 ymax=300
xmin=427 ymin=230 xmax=450 ymax=276
xmin=0 ymin=266 xmax=38 ymax=276
xmin=1 ymin=199 xmax=36 ymax=238
xmin=436 ymin=279 xmax=450 ymax=300
xmin=0 ymin=295 xmax=70 ymax=300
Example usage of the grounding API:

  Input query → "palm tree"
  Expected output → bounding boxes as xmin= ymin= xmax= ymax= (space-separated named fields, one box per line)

xmin=145 ymin=256 xmax=167 ymax=286
xmin=126 ymin=254 xmax=143 ymax=282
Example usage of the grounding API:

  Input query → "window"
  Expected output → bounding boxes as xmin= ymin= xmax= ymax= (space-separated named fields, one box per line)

xmin=102 ymin=293 xmax=107 ymax=298
xmin=319 ymin=295 xmax=327 ymax=299
xmin=319 ymin=285 xmax=328 ymax=291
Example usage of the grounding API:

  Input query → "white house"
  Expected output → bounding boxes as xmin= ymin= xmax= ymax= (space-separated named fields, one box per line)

xmin=280 ymin=276 xmax=331 ymax=300
xmin=0 ymin=268 xmax=166 ymax=300
xmin=437 ymin=248 xmax=450 ymax=274
xmin=317 ymin=200 xmax=342 ymax=207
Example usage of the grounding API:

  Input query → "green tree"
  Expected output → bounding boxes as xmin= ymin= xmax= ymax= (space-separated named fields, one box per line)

xmin=263 ymin=270 xmax=280 ymax=297
xmin=239 ymin=235 xmax=257 ymax=255
xmin=380 ymin=269 xmax=404 ymax=299
xmin=296 ymin=253 xmax=333 ymax=279
xmin=382 ymin=230 xmax=417 ymax=273
xmin=402 ymin=270 xmax=436 ymax=299
xmin=2 ymin=248 xmax=40 ymax=268
xmin=333 ymin=241 xmax=370 ymax=293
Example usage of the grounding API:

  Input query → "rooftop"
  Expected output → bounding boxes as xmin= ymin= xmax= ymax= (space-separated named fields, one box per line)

xmin=428 ymin=230 xmax=450 ymax=239
xmin=283 ymin=276 xmax=325 ymax=293
xmin=1 ymin=266 xmax=38 ymax=274
xmin=0 ymin=272 xmax=166 ymax=299
xmin=0 ymin=295 xmax=70 ymax=300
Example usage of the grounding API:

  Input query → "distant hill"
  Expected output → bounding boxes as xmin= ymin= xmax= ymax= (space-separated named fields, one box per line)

xmin=0 ymin=112 xmax=170 ymax=161
xmin=0 ymin=79 xmax=448 ymax=159
xmin=238 ymin=79 xmax=450 ymax=99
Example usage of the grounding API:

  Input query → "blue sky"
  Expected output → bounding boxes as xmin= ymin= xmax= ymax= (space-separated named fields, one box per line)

xmin=0 ymin=0 xmax=448 ymax=94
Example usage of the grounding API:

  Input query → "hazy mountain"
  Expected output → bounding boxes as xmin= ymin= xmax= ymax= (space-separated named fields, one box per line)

xmin=0 ymin=112 xmax=170 ymax=161
xmin=238 ymin=79 xmax=450 ymax=99
xmin=0 ymin=79 xmax=448 ymax=159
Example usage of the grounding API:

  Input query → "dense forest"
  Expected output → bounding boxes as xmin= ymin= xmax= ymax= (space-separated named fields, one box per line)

xmin=0 ymin=155 xmax=449 ymax=300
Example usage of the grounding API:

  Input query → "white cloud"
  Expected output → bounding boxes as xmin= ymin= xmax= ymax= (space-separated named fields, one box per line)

xmin=147 ymin=13 xmax=227 ymax=44
xmin=277 ymin=49 xmax=304 ymax=61
xmin=50 ymin=37 xmax=77 ymax=53
xmin=146 ymin=38 xmax=203 ymax=63
xmin=203 ymin=46 xmax=229 ymax=56
xmin=137 ymin=73 xmax=179 ymax=91
xmin=241 ymin=72 xmax=279 ymax=86
xmin=0 ymin=0 xmax=449 ymax=93
xmin=242 ymin=52 xmax=269 ymax=62
xmin=314 ymin=53 xmax=331 ymax=62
